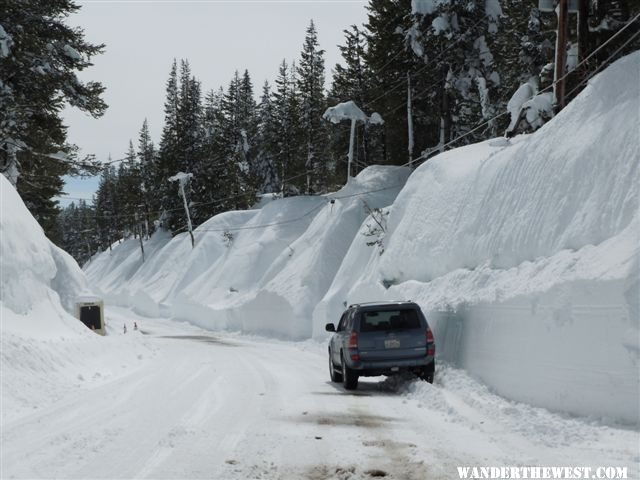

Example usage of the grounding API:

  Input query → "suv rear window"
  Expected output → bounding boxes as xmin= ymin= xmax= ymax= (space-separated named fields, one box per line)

xmin=359 ymin=309 xmax=421 ymax=332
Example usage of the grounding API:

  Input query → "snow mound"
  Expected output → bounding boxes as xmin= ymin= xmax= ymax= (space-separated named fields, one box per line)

xmin=0 ymin=175 xmax=89 ymax=325
xmin=86 ymin=166 xmax=411 ymax=340
xmin=0 ymin=176 xmax=155 ymax=423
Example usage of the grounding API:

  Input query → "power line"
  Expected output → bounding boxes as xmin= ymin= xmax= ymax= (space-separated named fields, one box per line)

xmin=196 ymin=183 xmax=407 ymax=233
xmin=194 ymin=202 xmax=326 ymax=233
xmin=401 ymin=13 xmax=640 ymax=167
xmin=565 ymin=28 xmax=640 ymax=99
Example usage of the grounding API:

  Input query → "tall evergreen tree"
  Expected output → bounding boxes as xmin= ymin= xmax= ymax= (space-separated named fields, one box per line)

xmin=255 ymin=81 xmax=280 ymax=193
xmin=0 ymin=0 xmax=106 ymax=240
xmin=363 ymin=0 xmax=429 ymax=165
xmin=176 ymin=59 xmax=203 ymax=174
xmin=137 ymin=118 xmax=156 ymax=237
xmin=157 ymin=59 xmax=181 ymax=230
xmin=94 ymin=163 xmax=120 ymax=249
xmin=296 ymin=20 xmax=330 ymax=193
xmin=272 ymin=60 xmax=302 ymax=196
xmin=408 ymin=0 xmax=509 ymax=148
xmin=58 ymin=200 xmax=99 ymax=265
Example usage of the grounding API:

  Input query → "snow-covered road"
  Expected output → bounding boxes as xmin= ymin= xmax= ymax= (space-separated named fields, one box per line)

xmin=2 ymin=308 xmax=637 ymax=480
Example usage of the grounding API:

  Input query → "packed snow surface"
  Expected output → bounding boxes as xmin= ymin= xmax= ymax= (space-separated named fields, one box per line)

xmin=3 ymin=310 xmax=637 ymax=479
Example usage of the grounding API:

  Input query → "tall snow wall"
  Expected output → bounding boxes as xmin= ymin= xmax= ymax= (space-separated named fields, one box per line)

xmin=0 ymin=175 xmax=110 ymax=422
xmin=85 ymin=166 xmax=411 ymax=338
xmin=0 ymin=174 xmax=90 ymax=332
xmin=313 ymin=52 xmax=640 ymax=424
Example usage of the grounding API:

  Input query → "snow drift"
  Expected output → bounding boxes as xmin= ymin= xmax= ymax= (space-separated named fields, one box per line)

xmin=0 ymin=176 xmax=151 ymax=423
xmin=86 ymin=166 xmax=412 ymax=338
xmin=0 ymin=174 xmax=90 ymax=331
xmin=85 ymin=53 xmax=639 ymax=424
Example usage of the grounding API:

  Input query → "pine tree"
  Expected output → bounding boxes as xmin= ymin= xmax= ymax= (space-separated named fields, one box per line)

xmin=296 ymin=20 xmax=330 ymax=193
xmin=137 ymin=119 xmax=156 ymax=237
xmin=192 ymin=87 xmax=227 ymax=221
xmin=58 ymin=200 xmax=99 ymax=265
xmin=176 ymin=59 xmax=203 ymax=174
xmin=157 ymin=60 xmax=181 ymax=230
xmin=272 ymin=60 xmax=301 ymax=196
xmin=408 ymin=0 xmax=506 ymax=149
xmin=0 ymin=0 xmax=106 ymax=239
xmin=94 ymin=163 xmax=120 ymax=249
xmin=363 ymin=0 xmax=430 ymax=165
xmin=255 ymin=81 xmax=280 ymax=193
xmin=116 ymin=140 xmax=145 ymax=237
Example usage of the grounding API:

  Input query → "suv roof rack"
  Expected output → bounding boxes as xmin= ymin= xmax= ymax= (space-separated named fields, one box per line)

xmin=348 ymin=300 xmax=412 ymax=309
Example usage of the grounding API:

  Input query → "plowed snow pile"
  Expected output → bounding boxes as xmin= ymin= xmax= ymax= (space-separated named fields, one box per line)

xmin=0 ymin=176 xmax=153 ymax=423
xmin=85 ymin=53 xmax=639 ymax=423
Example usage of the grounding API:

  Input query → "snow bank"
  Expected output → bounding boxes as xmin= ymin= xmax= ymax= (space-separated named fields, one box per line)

xmin=0 ymin=174 xmax=89 ymax=324
xmin=0 ymin=176 xmax=156 ymax=423
xmin=86 ymin=166 xmax=411 ymax=340
xmin=315 ymin=52 xmax=640 ymax=424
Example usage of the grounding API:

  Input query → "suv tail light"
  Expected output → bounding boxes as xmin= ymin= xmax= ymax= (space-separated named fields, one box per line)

xmin=348 ymin=331 xmax=360 ymax=361
xmin=426 ymin=327 xmax=435 ymax=356
xmin=348 ymin=331 xmax=358 ymax=349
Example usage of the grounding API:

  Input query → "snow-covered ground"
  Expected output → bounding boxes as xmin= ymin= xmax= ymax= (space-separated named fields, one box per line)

xmin=1 ymin=54 xmax=639 ymax=479
xmin=2 ymin=308 xmax=638 ymax=479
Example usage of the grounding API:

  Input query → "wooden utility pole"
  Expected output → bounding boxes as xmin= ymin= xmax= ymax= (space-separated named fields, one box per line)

xmin=577 ymin=0 xmax=589 ymax=61
xmin=407 ymin=73 xmax=414 ymax=166
xmin=168 ymin=172 xmax=195 ymax=248
xmin=135 ymin=212 xmax=145 ymax=263
xmin=347 ymin=118 xmax=356 ymax=180
xmin=554 ymin=0 xmax=570 ymax=112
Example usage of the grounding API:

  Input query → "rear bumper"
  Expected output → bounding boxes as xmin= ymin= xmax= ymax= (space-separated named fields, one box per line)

xmin=348 ymin=356 xmax=435 ymax=377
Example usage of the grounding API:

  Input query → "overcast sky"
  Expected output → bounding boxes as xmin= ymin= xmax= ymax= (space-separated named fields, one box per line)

xmin=60 ymin=0 xmax=369 ymax=205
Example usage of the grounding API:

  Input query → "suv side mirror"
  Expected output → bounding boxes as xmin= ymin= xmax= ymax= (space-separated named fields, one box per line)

xmin=325 ymin=323 xmax=336 ymax=332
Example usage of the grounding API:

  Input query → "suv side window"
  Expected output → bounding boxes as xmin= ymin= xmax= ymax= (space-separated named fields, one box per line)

xmin=337 ymin=312 xmax=348 ymax=332
xmin=346 ymin=309 xmax=357 ymax=331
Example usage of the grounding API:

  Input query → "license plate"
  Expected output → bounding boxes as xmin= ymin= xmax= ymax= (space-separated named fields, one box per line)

xmin=385 ymin=338 xmax=400 ymax=348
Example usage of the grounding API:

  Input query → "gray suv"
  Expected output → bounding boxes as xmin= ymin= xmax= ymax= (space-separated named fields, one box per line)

xmin=325 ymin=302 xmax=435 ymax=390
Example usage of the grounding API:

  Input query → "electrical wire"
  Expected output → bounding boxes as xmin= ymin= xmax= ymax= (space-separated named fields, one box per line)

xmin=401 ymin=12 xmax=640 ymax=167
xmin=564 ymin=28 xmax=640 ymax=99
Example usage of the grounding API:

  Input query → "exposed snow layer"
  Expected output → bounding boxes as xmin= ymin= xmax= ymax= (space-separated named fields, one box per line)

xmin=0 ymin=176 xmax=150 ymax=422
xmin=86 ymin=166 xmax=411 ymax=340
xmin=85 ymin=54 xmax=639 ymax=424
xmin=0 ymin=175 xmax=89 ymax=318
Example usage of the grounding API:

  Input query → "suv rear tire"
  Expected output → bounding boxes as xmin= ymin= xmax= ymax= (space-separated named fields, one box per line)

xmin=419 ymin=361 xmax=435 ymax=384
xmin=329 ymin=349 xmax=343 ymax=382
xmin=341 ymin=353 xmax=358 ymax=390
